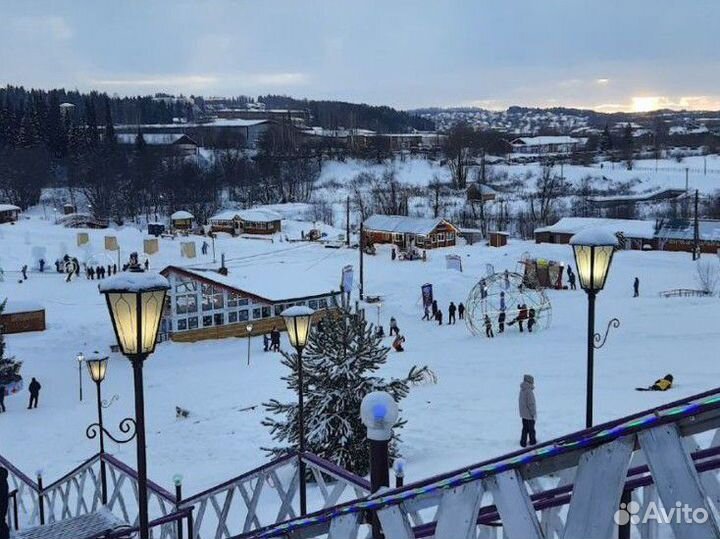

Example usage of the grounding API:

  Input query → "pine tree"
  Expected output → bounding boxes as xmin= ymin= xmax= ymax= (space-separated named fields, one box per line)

xmin=599 ymin=125 xmax=613 ymax=152
xmin=263 ymin=308 xmax=430 ymax=475
xmin=0 ymin=300 xmax=23 ymax=394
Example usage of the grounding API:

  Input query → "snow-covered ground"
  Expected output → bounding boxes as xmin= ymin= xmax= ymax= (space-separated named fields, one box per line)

xmin=1 ymin=212 xmax=719 ymax=501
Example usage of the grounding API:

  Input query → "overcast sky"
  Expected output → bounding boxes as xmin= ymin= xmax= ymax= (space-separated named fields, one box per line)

xmin=2 ymin=0 xmax=719 ymax=112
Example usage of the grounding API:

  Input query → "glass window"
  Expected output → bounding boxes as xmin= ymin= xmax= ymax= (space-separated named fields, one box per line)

xmin=253 ymin=308 xmax=261 ymax=319
xmin=447 ymin=232 xmax=455 ymax=240
xmin=175 ymin=277 xmax=197 ymax=294
xmin=227 ymin=291 xmax=239 ymax=308
xmin=437 ymin=233 xmax=445 ymax=241
xmin=228 ymin=311 xmax=238 ymax=323
xmin=203 ymin=315 xmax=213 ymax=327
xmin=188 ymin=317 xmax=198 ymax=330
xmin=176 ymin=294 xmax=197 ymax=314
xmin=274 ymin=304 xmax=284 ymax=316
xmin=262 ymin=306 xmax=271 ymax=318
xmin=319 ymin=299 xmax=328 ymax=309
xmin=239 ymin=310 xmax=249 ymax=321
xmin=238 ymin=298 xmax=249 ymax=306
xmin=309 ymin=299 xmax=318 ymax=309
xmin=214 ymin=313 xmax=224 ymax=326
xmin=177 ymin=319 xmax=187 ymax=331
xmin=202 ymin=283 xmax=213 ymax=311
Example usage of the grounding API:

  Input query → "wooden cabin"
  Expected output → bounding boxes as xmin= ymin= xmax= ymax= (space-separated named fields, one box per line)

xmin=363 ymin=215 xmax=459 ymax=250
xmin=0 ymin=204 xmax=21 ymax=224
xmin=170 ymin=210 xmax=195 ymax=231
xmin=159 ymin=265 xmax=340 ymax=342
xmin=209 ymin=208 xmax=282 ymax=236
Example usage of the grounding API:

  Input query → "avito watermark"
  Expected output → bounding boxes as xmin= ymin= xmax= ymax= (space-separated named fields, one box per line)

xmin=614 ymin=501 xmax=708 ymax=526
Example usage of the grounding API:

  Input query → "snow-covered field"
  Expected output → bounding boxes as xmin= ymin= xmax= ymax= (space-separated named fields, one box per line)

xmin=1 ymin=211 xmax=719 ymax=500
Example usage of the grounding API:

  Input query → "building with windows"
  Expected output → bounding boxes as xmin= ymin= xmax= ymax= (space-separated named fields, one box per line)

xmin=510 ymin=136 xmax=586 ymax=155
xmin=363 ymin=214 xmax=459 ymax=250
xmin=159 ymin=265 xmax=341 ymax=342
xmin=0 ymin=204 xmax=21 ymax=224
xmin=209 ymin=208 xmax=282 ymax=236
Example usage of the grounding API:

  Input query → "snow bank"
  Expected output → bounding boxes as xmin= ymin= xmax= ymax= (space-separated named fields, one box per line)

xmin=98 ymin=272 xmax=170 ymax=293
xmin=569 ymin=228 xmax=620 ymax=246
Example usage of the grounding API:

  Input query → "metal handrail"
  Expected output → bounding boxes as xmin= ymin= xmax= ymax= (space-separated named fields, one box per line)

xmin=81 ymin=506 xmax=195 ymax=539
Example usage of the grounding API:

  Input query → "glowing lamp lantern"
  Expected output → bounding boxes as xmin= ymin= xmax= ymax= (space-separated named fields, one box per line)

xmin=569 ymin=229 xmax=618 ymax=294
xmin=281 ymin=306 xmax=315 ymax=349
xmin=360 ymin=391 xmax=400 ymax=441
xmin=86 ymin=356 xmax=109 ymax=384
xmin=99 ymin=273 xmax=170 ymax=357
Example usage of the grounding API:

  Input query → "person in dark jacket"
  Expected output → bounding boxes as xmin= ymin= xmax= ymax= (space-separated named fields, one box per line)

xmin=389 ymin=317 xmax=399 ymax=336
xmin=0 ymin=386 xmax=5 ymax=413
xmin=484 ymin=315 xmax=494 ymax=338
xmin=422 ymin=305 xmax=431 ymax=321
xmin=21 ymin=265 xmax=27 ymax=280
xmin=633 ymin=277 xmax=640 ymax=297
xmin=519 ymin=374 xmax=537 ymax=447
xmin=144 ymin=259 xmax=149 ymax=271
xmin=54 ymin=259 xmax=61 ymax=272
xmin=28 ymin=378 xmax=41 ymax=409
xmin=88 ymin=266 xmax=95 ymax=280
xmin=112 ymin=264 xmax=117 ymax=275
xmin=39 ymin=258 xmax=45 ymax=273
xmin=436 ymin=309 xmax=443 ymax=325
xmin=391 ymin=248 xmax=396 ymax=261
xmin=527 ymin=308 xmax=536 ymax=333
xmin=270 ymin=327 xmax=281 ymax=352
xmin=263 ymin=334 xmax=270 ymax=352
xmin=567 ymin=266 xmax=577 ymax=290
xmin=0 ymin=466 xmax=9 ymax=539
xmin=458 ymin=302 xmax=465 ymax=320
xmin=448 ymin=302 xmax=457 ymax=324
xmin=498 ymin=311 xmax=506 ymax=333
xmin=431 ymin=300 xmax=438 ymax=319
xmin=518 ymin=304 xmax=528 ymax=333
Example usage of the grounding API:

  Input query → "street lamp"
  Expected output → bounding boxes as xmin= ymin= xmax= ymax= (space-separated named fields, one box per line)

xmin=246 ymin=324 xmax=253 ymax=365
xmin=85 ymin=355 xmax=110 ymax=504
xmin=281 ymin=305 xmax=314 ymax=516
xmin=570 ymin=229 xmax=618 ymax=428
xmin=360 ymin=391 xmax=399 ymax=539
xmin=77 ymin=352 xmax=85 ymax=402
xmin=99 ymin=271 xmax=170 ymax=539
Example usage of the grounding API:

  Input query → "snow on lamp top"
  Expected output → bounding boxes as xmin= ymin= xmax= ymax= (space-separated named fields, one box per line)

xmin=360 ymin=391 xmax=399 ymax=441
xmin=98 ymin=272 xmax=170 ymax=293
xmin=281 ymin=306 xmax=315 ymax=318
xmin=281 ymin=306 xmax=315 ymax=348
xmin=393 ymin=457 xmax=406 ymax=477
xmin=569 ymin=228 xmax=619 ymax=247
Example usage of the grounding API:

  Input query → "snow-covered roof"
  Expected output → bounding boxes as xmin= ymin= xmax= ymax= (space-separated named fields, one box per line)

xmin=535 ymin=217 xmax=656 ymax=239
xmin=171 ymin=210 xmax=194 ymax=221
xmin=210 ymin=208 xmax=282 ymax=223
xmin=162 ymin=266 xmax=339 ymax=303
xmin=0 ymin=204 xmax=21 ymax=212
xmin=1 ymin=300 xmax=44 ymax=314
xmin=98 ymin=272 xmax=170 ymax=293
xmin=511 ymin=136 xmax=583 ymax=146
xmin=657 ymin=219 xmax=720 ymax=241
xmin=364 ymin=214 xmax=458 ymax=235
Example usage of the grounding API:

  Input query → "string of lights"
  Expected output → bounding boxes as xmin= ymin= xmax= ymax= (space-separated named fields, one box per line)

xmin=253 ymin=393 xmax=720 ymax=538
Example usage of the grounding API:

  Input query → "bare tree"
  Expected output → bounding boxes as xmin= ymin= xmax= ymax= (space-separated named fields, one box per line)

xmin=696 ymin=259 xmax=720 ymax=294
xmin=529 ymin=162 xmax=569 ymax=225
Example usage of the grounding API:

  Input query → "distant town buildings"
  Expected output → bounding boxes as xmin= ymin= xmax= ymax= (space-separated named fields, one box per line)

xmin=363 ymin=214 xmax=459 ymax=250
xmin=510 ymin=136 xmax=587 ymax=155
xmin=209 ymin=209 xmax=283 ymax=236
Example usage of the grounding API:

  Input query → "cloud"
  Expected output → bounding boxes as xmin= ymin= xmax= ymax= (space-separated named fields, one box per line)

xmin=596 ymin=78 xmax=610 ymax=85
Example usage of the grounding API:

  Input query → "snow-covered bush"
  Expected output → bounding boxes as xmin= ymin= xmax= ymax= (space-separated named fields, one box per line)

xmin=696 ymin=259 xmax=720 ymax=294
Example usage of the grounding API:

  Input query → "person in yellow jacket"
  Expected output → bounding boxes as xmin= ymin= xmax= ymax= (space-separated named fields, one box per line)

xmin=637 ymin=374 xmax=673 ymax=391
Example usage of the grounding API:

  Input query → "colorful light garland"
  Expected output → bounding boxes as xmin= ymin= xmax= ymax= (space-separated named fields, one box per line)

xmin=252 ymin=393 xmax=720 ymax=539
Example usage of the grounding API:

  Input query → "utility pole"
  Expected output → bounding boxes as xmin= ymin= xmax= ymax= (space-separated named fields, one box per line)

xmin=685 ymin=167 xmax=689 ymax=193
xmin=346 ymin=196 xmax=350 ymax=247
xmin=693 ymin=189 xmax=700 ymax=260
xmin=359 ymin=221 xmax=364 ymax=300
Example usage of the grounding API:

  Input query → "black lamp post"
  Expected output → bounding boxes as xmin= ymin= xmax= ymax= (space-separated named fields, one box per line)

xmin=99 ymin=272 xmax=170 ymax=539
xmin=570 ymin=230 xmax=617 ymax=428
xmin=281 ymin=305 xmax=314 ymax=516
xmin=86 ymin=356 xmax=109 ymax=504
xmin=77 ymin=352 xmax=85 ymax=402
xmin=246 ymin=324 xmax=253 ymax=366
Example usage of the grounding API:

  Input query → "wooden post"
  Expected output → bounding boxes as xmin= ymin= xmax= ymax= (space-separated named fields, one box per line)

xmin=359 ymin=221 xmax=364 ymax=300
xmin=346 ymin=196 xmax=350 ymax=247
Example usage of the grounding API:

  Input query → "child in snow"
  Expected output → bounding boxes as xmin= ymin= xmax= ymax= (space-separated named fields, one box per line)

xmin=484 ymin=315 xmax=494 ymax=338
xmin=638 ymin=374 xmax=673 ymax=391
xmin=392 ymin=334 xmax=405 ymax=352
xmin=389 ymin=317 xmax=399 ymax=336
xmin=527 ymin=308 xmax=536 ymax=333
xmin=436 ymin=309 xmax=443 ymax=326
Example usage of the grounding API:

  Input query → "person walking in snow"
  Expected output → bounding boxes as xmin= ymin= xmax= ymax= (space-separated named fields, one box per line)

xmin=448 ymin=302 xmax=457 ymax=324
xmin=484 ymin=315 xmax=494 ymax=338
xmin=503 ymin=270 xmax=510 ymax=290
xmin=27 ymin=378 xmax=41 ymax=409
xmin=567 ymin=266 xmax=576 ymax=290
xmin=0 ymin=386 xmax=6 ymax=413
xmin=480 ymin=279 xmax=488 ymax=308
xmin=112 ymin=264 xmax=117 ymax=275
xmin=498 ymin=310 xmax=506 ymax=333
xmin=389 ymin=317 xmax=399 ymax=336
xmin=527 ymin=308 xmax=536 ymax=333
xmin=422 ymin=304 xmax=431 ymax=321
xmin=431 ymin=300 xmax=438 ymax=319
xmin=21 ymin=265 xmax=27 ymax=280
xmin=633 ymin=277 xmax=639 ymax=297
xmin=39 ymin=258 xmax=45 ymax=273
xmin=391 ymin=248 xmax=396 ymax=261
xmin=519 ymin=374 xmax=537 ymax=447
xmin=88 ymin=266 xmax=95 ymax=280
xmin=458 ymin=302 xmax=465 ymax=320
xmin=263 ymin=334 xmax=270 ymax=352
xmin=54 ymin=259 xmax=61 ymax=273
xmin=499 ymin=291 xmax=506 ymax=314
xmin=270 ymin=327 xmax=281 ymax=352
xmin=518 ymin=304 xmax=528 ymax=333
xmin=144 ymin=259 xmax=149 ymax=271
xmin=436 ymin=309 xmax=443 ymax=326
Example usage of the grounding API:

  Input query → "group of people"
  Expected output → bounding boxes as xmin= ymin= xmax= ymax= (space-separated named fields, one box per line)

xmin=86 ymin=263 xmax=118 ymax=280
xmin=262 ymin=327 xmax=282 ymax=352
xmin=0 ymin=377 xmax=42 ymax=414
xmin=482 ymin=292 xmax=536 ymax=339
xmin=422 ymin=299 xmax=465 ymax=326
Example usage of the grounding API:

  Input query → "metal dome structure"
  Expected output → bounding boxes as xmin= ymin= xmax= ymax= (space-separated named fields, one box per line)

xmin=465 ymin=271 xmax=552 ymax=336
